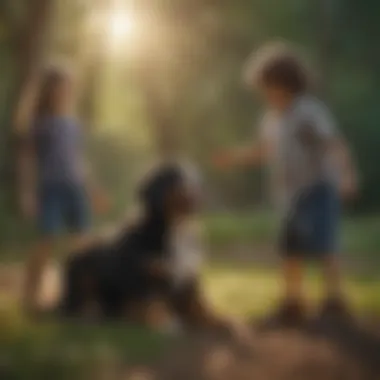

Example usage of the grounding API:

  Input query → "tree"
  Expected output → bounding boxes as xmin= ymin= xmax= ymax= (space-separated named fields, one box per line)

xmin=0 ymin=1 xmax=52 ymax=244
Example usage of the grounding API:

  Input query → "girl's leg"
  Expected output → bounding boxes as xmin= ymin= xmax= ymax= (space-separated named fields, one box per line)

xmin=23 ymin=237 xmax=55 ymax=313
xmin=23 ymin=184 xmax=60 ymax=313
xmin=65 ymin=182 xmax=92 ymax=254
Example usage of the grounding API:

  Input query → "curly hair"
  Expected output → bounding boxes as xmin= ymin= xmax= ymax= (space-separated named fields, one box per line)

xmin=243 ymin=42 xmax=311 ymax=94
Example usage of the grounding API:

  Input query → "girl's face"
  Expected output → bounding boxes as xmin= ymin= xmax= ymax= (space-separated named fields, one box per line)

xmin=52 ymin=78 xmax=74 ymax=114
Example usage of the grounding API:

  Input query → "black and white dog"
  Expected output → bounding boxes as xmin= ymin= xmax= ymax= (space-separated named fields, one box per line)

xmin=59 ymin=161 xmax=231 ymax=331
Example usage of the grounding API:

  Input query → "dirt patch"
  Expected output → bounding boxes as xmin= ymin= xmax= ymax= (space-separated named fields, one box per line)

xmin=151 ymin=320 xmax=380 ymax=380
xmin=2 ymin=263 xmax=380 ymax=379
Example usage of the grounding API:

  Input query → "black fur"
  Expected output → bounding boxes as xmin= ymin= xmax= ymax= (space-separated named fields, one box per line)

xmin=60 ymin=163 xmax=192 ymax=319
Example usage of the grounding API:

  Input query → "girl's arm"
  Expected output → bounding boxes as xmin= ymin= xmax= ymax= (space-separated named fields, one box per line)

xmin=18 ymin=134 xmax=37 ymax=218
xmin=83 ymin=159 xmax=110 ymax=215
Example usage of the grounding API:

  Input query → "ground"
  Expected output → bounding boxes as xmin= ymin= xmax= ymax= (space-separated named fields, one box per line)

xmin=1 ymin=261 xmax=380 ymax=380
xmin=1 ymin=213 xmax=380 ymax=379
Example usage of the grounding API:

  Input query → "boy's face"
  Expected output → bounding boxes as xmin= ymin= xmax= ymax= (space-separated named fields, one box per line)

xmin=261 ymin=85 xmax=294 ymax=111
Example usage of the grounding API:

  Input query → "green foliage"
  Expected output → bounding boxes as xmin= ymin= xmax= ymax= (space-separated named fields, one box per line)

xmin=64 ymin=0 xmax=379 ymax=211
xmin=204 ymin=212 xmax=380 ymax=275
xmin=1 ymin=0 xmax=380 ymax=247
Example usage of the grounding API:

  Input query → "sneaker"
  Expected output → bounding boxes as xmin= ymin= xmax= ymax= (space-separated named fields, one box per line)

xmin=264 ymin=299 xmax=307 ymax=329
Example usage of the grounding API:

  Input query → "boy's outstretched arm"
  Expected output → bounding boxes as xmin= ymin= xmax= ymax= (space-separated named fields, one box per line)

xmin=212 ymin=142 xmax=270 ymax=169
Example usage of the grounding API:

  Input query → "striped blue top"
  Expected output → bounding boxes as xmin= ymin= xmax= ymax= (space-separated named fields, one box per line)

xmin=32 ymin=115 xmax=85 ymax=185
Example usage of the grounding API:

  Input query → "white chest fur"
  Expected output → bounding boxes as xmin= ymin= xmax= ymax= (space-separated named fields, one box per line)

xmin=169 ymin=219 xmax=204 ymax=286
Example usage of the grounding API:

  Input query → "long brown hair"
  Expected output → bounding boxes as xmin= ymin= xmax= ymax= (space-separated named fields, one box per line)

xmin=35 ymin=67 xmax=69 ymax=118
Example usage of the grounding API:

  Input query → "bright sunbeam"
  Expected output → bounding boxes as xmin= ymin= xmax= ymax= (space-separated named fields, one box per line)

xmin=110 ymin=12 xmax=134 ymax=41
xmin=107 ymin=9 xmax=136 ymax=51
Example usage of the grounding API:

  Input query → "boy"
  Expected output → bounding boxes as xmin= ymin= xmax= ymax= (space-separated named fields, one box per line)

xmin=213 ymin=44 xmax=358 ymax=323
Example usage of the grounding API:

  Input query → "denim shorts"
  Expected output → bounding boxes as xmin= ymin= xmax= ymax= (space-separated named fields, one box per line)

xmin=279 ymin=182 xmax=340 ymax=258
xmin=38 ymin=182 xmax=90 ymax=236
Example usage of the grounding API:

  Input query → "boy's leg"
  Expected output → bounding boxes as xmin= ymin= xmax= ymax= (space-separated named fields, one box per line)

xmin=321 ymin=255 xmax=343 ymax=300
xmin=270 ymin=255 xmax=306 ymax=325
xmin=282 ymin=256 xmax=304 ymax=302
xmin=278 ymin=207 xmax=306 ymax=306
xmin=313 ymin=183 xmax=347 ymax=307
xmin=307 ymin=182 xmax=348 ymax=317
xmin=319 ymin=255 xmax=349 ymax=318
xmin=272 ymin=197 xmax=310 ymax=324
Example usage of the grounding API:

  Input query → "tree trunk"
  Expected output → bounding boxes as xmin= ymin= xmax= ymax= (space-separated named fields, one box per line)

xmin=317 ymin=0 xmax=333 ymax=98
xmin=6 ymin=0 xmax=53 ymax=213
xmin=12 ymin=0 xmax=53 ymax=135
xmin=138 ymin=56 xmax=180 ymax=160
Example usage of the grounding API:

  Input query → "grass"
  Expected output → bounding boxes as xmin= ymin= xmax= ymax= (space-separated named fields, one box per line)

xmin=1 ymin=300 xmax=175 ymax=379
xmin=204 ymin=212 xmax=380 ymax=259
xmin=2 ymin=265 xmax=380 ymax=378
xmin=204 ymin=263 xmax=380 ymax=317
xmin=2 ymin=212 xmax=380 ymax=378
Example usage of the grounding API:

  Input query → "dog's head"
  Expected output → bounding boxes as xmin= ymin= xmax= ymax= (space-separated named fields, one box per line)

xmin=138 ymin=161 xmax=202 ymax=223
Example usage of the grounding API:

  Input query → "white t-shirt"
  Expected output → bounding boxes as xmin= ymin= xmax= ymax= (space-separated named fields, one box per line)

xmin=259 ymin=95 xmax=340 ymax=211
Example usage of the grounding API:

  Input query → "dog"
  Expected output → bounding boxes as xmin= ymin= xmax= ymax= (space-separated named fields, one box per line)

xmin=59 ymin=161 xmax=249 ymax=337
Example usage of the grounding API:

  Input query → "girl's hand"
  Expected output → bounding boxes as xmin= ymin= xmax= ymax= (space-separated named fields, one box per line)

xmin=20 ymin=191 xmax=37 ymax=220
xmin=91 ymin=188 xmax=111 ymax=215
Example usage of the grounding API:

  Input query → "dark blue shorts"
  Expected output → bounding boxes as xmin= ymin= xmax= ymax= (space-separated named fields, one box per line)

xmin=279 ymin=182 xmax=340 ymax=258
xmin=38 ymin=182 xmax=90 ymax=236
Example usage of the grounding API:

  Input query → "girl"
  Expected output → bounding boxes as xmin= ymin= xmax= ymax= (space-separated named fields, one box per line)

xmin=20 ymin=67 xmax=108 ymax=314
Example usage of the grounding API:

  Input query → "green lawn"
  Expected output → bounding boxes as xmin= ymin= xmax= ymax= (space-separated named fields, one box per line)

xmin=2 ymin=212 xmax=380 ymax=379
xmin=2 ymin=264 xmax=380 ymax=380
xmin=205 ymin=212 xmax=380 ymax=261
xmin=205 ymin=263 xmax=380 ymax=317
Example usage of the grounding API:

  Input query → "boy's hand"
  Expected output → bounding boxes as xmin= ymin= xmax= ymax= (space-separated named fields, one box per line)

xmin=211 ymin=150 xmax=236 ymax=169
xmin=340 ymin=173 xmax=359 ymax=201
